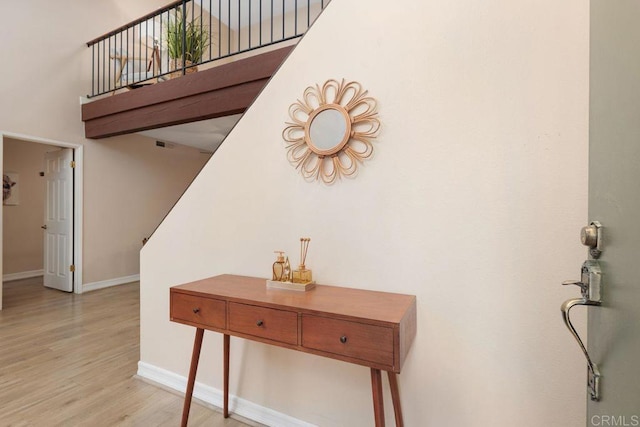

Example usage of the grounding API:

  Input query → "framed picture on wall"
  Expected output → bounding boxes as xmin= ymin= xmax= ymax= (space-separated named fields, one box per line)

xmin=3 ymin=172 xmax=19 ymax=205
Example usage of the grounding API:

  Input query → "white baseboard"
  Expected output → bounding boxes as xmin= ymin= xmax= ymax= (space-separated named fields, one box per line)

xmin=83 ymin=274 xmax=140 ymax=292
xmin=3 ymin=269 xmax=44 ymax=282
xmin=137 ymin=361 xmax=316 ymax=427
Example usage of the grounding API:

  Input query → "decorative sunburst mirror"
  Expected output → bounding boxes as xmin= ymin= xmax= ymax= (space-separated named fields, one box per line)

xmin=282 ymin=79 xmax=380 ymax=184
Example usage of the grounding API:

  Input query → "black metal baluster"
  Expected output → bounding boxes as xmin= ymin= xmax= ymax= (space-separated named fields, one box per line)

xmin=108 ymin=37 xmax=111 ymax=91
xmin=102 ymin=40 xmax=105 ymax=93
xmin=144 ymin=21 xmax=148 ymax=79
xmin=182 ymin=1 xmax=187 ymax=75
xmin=295 ymin=0 xmax=297 ymax=35
xmin=191 ymin=0 xmax=195 ymax=68
xmin=249 ymin=0 xmax=252 ymax=49
xmin=238 ymin=0 xmax=241 ymax=52
xmin=126 ymin=27 xmax=130 ymax=86
xmin=160 ymin=14 xmax=164 ymax=78
xmin=259 ymin=0 xmax=262 ymax=46
xmin=158 ymin=11 xmax=166 ymax=75
xmin=152 ymin=17 xmax=156 ymax=77
xmin=282 ymin=0 xmax=285 ymax=39
xmin=115 ymin=35 xmax=119 ymax=91
xmin=97 ymin=42 xmax=100 ymax=94
xmin=138 ymin=23 xmax=142 ymax=84
xmin=270 ymin=0 xmax=273 ymax=43
xmin=120 ymin=31 xmax=123 ymax=86
xmin=91 ymin=44 xmax=95 ymax=96
xmin=228 ymin=0 xmax=231 ymax=55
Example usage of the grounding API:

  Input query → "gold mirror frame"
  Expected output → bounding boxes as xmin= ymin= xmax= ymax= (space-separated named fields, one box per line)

xmin=283 ymin=79 xmax=380 ymax=184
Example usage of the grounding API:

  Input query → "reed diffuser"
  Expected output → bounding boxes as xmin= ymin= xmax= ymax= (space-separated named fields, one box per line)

xmin=292 ymin=238 xmax=313 ymax=284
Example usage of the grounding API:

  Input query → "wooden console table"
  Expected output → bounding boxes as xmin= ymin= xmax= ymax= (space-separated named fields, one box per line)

xmin=170 ymin=274 xmax=417 ymax=427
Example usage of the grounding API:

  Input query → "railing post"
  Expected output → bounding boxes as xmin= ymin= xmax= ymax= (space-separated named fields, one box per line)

xmin=182 ymin=0 xmax=187 ymax=76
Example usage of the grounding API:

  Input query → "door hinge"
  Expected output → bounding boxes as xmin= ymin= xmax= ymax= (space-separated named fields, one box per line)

xmin=70 ymin=264 xmax=76 ymax=272
xmin=70 ymin=161 xmax=76 ymax=168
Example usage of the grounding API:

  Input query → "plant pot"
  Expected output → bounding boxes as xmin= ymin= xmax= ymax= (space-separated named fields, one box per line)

xmin=169 ymin=59 xmax=199 ymax=79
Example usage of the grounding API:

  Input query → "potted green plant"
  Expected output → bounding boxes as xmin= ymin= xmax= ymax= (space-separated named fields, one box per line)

xmin=166 ymin=9 xmax=210 ymax=78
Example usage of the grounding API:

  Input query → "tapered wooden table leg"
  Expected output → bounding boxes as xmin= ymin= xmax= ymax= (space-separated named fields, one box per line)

xmin=223 ymin=334 xmax=230 ymax=418
xmin=181 ymin=328 xmax=204 ymax=427
xmin=387 ymin=372 xmax=404 ymax=427
xmin=370 ymin=368 xmax=385 ymax=427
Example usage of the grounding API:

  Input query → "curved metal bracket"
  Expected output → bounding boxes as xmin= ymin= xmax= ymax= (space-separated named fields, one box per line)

xmin=561 ymin=298 xmax=601 ymax=401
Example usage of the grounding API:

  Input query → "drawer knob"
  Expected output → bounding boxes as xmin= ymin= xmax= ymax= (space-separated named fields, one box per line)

xmin=256 ymin=320 xmax=264 ymax=327
xmin=340 ymin=335 xmax=348 ymax=344
xmin=192 ymin=308 xmax=200 ymax=314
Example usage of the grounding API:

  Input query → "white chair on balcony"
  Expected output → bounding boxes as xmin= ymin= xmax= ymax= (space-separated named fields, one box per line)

xmin=110 ymin=43 xmax=163 ymax=92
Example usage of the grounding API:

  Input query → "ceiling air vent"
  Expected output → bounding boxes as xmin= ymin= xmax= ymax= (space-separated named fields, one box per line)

xmin=155 ymin=141 xmax=175 ymax=149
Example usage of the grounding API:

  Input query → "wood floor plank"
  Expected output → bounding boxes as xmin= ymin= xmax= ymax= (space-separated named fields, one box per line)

xmin=0 ymin=278 xmax=252 ymax=427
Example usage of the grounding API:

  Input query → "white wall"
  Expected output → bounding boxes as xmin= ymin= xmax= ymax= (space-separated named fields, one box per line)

xmin=141 ymin=0 xmax=589 ymax=426
xmin=82 ymin=135 xmax=209 ymax=284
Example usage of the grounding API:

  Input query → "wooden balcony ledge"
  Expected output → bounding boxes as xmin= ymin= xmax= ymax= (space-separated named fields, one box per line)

xmin=82 ymin=46 xmax=293 ymax=139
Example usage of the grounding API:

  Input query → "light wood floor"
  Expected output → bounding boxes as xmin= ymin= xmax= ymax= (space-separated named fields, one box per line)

xmin=0 ymin=278 xmax=250 ymax=427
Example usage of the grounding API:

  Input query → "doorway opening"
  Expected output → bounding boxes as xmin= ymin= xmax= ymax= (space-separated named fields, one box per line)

xmin=1 ymin=132 xmax=83 ymax=310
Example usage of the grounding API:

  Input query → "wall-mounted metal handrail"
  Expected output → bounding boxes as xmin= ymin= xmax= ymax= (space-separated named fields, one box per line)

xmin=86 ymin=0 xmax=329 ymax=98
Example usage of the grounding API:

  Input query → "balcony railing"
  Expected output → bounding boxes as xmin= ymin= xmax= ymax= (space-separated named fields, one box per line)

xmin=86 ymin=0 xmax=328 ymax=98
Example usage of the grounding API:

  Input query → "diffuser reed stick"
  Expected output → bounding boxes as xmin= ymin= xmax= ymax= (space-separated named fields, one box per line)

xmin=299 ymin=237 xmax=310 ymax=269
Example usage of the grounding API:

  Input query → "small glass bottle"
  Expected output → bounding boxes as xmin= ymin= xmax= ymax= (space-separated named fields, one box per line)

xmin=292 ymin=266 xmax=312 ymax=284
xmin=283 ymin=257 xmax=292 ymax=282
xmin=272 ymin=251 xmax=286 ymax=281
xmin=292 ymin=237 xmax=312 ymax=283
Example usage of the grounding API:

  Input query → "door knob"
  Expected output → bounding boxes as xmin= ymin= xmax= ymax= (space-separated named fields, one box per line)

xmin=580 ymin=225 xmax=598 ymax=247
xmin=41 ymin=225 xmax=47 ymax=230
xmin=580 ymin=221 xmax=602 ymax=258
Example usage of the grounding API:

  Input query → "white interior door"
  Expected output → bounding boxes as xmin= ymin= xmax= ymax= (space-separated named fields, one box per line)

xmin=43 ymin=148 xmax=73 ymax=292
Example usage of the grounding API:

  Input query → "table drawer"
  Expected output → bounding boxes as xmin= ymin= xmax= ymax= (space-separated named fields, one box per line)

xmin=302 ymin=315 xmax=394 ymax=366
xmin=229 ymin=302 xmax=298 ymax=345
xmin=171 ymin=292 xmax=226 ymax=329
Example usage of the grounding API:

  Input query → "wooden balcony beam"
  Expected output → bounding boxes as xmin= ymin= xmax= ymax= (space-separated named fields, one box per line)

xmin=82 ymin=46 xmax=293 ymax=139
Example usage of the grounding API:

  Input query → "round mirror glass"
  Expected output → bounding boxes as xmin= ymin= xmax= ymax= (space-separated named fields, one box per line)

xmin=308 ymin=107 xmax=349 ymax=154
